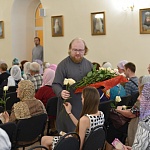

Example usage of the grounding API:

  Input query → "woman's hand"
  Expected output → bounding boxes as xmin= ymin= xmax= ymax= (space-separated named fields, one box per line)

xmin=2 ymin=111 xmax=9 ymax=123
xmin=61 ymin=90 xmax=70 ymax=100
xmin=63 ymin=102 xmax=72 ymax=114
xmin=123 ymin=145 xmax=132 ymax=150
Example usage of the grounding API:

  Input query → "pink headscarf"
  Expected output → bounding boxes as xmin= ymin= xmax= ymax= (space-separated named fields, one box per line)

xmin=42 ymin=68 xmax=55 ymax=86
xmin=49 ymin=64 xmax=57 ymax=71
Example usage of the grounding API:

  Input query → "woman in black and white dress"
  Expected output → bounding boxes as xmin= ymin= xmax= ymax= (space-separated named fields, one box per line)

xmin=41 ymin=86 xmax=105 ymax=150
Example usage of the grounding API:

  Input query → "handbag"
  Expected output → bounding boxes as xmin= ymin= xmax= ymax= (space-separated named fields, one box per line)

xmin=109 ymin=109 xmax=130 ymax=129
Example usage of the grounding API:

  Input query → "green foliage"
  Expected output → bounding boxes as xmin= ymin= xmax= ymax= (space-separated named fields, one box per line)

xmin=74 ymin=64 xmax=118 ymax=89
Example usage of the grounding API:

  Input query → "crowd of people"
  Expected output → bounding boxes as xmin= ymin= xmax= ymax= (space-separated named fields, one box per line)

xmin=0 ymin=37 xmax=150 ymax=150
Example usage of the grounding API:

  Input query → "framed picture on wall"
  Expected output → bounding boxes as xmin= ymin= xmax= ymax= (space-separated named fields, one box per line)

xmin=0 ymin=21 xmax=4 ymax=38
xmin=140 ymin=8 xmax=150 ymax=34
xmin=91 ymin=12 xmax=106 ymax=35
xmin=51 ymin=15 xmax=64 ymax=37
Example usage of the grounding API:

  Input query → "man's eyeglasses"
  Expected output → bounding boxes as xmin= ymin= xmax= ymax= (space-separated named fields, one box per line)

xmin=71 ymin=49 xmax=85 ymax=53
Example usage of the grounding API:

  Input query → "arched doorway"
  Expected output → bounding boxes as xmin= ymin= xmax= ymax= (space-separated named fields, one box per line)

xmin=35 ymin=3 xmax=43 ymax=46
xmin=11 ymin=0 xmax=42 ymax=62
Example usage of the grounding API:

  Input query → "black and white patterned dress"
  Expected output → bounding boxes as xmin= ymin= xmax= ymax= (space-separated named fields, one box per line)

xmin=52 ymin=111 xmax=104 ymax=149
xmin=84 ymin=111 xmax=105 ymax=138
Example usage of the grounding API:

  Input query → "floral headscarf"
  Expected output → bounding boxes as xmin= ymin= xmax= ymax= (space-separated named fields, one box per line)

xmin=18 ymin=80 xmax=36 ymax=101
xmin=140 ymin=82 xmax=150 ymax=120
xmin=42 ymin=68 xmax=55 ymax=86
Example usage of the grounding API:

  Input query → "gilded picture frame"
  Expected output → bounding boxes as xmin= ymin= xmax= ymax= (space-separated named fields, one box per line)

xmin=0 ymin=21 xmax=4 ymax=38
xmin=51 ymin=15 xmax=64 ymax=37
xmin=139 ymin=8 xmax=150 ymax=34
xmin=91 ymin=12 xmax=106 ymax=35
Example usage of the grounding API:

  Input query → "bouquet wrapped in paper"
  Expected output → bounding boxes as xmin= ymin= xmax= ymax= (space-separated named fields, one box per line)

xmin=74 ymin=65 xmax=128 ymax=93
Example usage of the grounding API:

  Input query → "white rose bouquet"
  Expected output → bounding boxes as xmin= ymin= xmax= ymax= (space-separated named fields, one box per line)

xmin=63 ymin=78 xmax=76 ymax=102
xmin=0 ymin=86 xmax=10 ymax=111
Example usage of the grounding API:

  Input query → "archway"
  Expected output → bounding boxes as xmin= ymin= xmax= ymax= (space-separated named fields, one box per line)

xmin=11 ymin=0 xmax=42 ymax=62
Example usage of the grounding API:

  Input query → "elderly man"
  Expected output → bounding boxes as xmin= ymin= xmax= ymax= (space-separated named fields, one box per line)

xmin=52 ymin=38 xmax=93 ymax=132
xmin=26 ymin=62 xmax=43 ymax=91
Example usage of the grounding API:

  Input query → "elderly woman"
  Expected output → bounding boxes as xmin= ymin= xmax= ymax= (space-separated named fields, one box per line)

xmin=123 ymin=82 xmax=150 ymax=150
xmin=106 ymin=75 xmax=150 ymax=150
xmin=35 ymin=68 xmax=56 ymax=107
xmin=3 ymin=80 xmax=46 ymax=123
xmin=22 ymin=62 xmax=31 ymax=80
xmin=1 ymin=65 xmax=22 ymax=87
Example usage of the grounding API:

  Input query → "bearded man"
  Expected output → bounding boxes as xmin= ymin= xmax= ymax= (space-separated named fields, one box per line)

xmin=32 ymin=37 xmax=43 ymax=62
xmin=52 ymin=38 xmax=93 ymax=132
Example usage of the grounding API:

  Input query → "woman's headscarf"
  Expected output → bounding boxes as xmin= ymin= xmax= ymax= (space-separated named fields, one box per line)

xmin=49 ymin=64 xmax=57 ymax=71
xmin=14 ymin=80 xmax=44 ymax=120
xmin=0 ymin=128 xmax=11 ymax=150
xmin=18 ymin=80 xmax=35 ymax=101
xmin=42 ymin=68 xmax=55 ymax=86
xmin=140 ymin=82 xmax=150 ymax=120
xmin=7 ymin=65 xmax=22 ymax=86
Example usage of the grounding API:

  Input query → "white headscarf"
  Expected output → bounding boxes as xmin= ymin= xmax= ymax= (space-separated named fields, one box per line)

xmin=7 ymin=65 xmax=22 ymax=86
xmin=0 ymin=128 xmax=11 ymax=150
xmin=23 ymin=62 xmax=31 ymax=74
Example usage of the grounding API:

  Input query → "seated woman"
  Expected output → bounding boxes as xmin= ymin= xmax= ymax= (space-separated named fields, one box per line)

xmin=123 ymin=82 xmax=150 ymax=150
xmin=20 ymin=60 xmax=28 ymax=76
xmin=2 ymin=80 xmax=46 ymax=123
xmin=22 ymin=62 xmax=31 ymax=80
xmin=0 ymin=65 xmax=23 ymax=96
xmin=1 ymin=65 xmax=23 ymax=87
xmin=110 ymin=84 xmax=126 ymax=100
xmin=106 ymin=75 xmax=150 ymax=150
xmin=41 ymin=86 xmax=105 ymax=150
xmin=35 ymin=68 xmax=56 ymax=134
xmin=35 ymin=68 xmax=56 ymax=107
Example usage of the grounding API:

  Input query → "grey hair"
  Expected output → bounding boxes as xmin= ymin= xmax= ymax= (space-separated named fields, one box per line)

xmin=30 ymin=62 xmax=40 ymax=72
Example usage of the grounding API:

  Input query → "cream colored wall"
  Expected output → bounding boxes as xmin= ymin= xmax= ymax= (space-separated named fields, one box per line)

xmin=0 ymin=0 xmax=150 ymax=76
xmin=0 ymin=0 xmax=13 ymax=66
xmin=41 ymin=0 xmax=150 ymax=77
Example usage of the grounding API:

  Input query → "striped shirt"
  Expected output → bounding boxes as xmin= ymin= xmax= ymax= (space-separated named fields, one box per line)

xmin=125 ymin=77 xmax=138 ymax=96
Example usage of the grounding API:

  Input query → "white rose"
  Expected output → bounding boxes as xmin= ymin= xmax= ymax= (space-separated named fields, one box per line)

xmin=122 ymin=105 xmax=127 ymax=110
xmin=107 ymin=67 xmax=111 ymax=71
xmin=100 ymin=67 xmax=105 ymax=70
xmin=115 ymin=96 xmax=121 ymax=102
xmin=3 ymin=86 xmax=9 ymax=91
xmin=110 ymin=70 xmax=115 ymax=73
xmin=68 ymin=78 xmax=76 ymax=85
xmin=63 ymin=78 xmax=69 ymax=85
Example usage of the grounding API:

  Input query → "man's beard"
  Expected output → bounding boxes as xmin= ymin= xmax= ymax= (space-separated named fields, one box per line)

xmin=70 ymin=56 xmax=83 ymax=63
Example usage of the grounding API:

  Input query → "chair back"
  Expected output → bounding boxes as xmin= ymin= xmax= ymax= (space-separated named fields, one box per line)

xmin=82 ymin=125 xmax=106 ymax=150
xmin=129 ymin=92 xmax=139 ymax=106
xmin=54 ymin=132 xmax=80 ymax=150
xmin=6 ymin=91 xmax=20 ymax=111
xmin=99 ymin=100 xmax=112 ymax=126
xmin=16 ymin=113 xmax=47 ymax=145
xmin=46 ymin=96 xmax=58 ymax=116
xmin=0 ymin=122 xmax=17 ymax=148
xmin=116 ymin=95 xmax=132 ymax=106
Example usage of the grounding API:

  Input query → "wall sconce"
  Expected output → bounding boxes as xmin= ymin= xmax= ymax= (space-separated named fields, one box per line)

xmin=128 ymin=4 xmax=134 ymax=11
xmin=122 ymin=0 xmax=134 ymax=11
